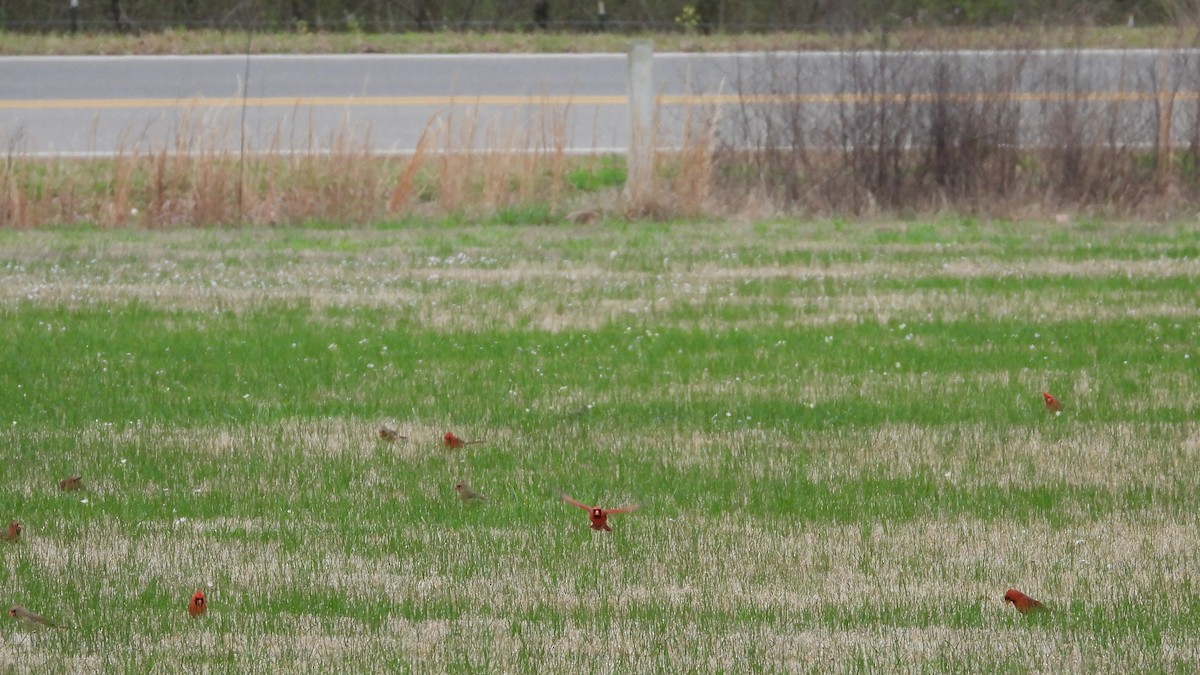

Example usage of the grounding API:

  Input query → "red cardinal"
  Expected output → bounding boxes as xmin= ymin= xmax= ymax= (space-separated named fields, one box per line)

xmin=560 ymin=493 xmax=638 ymax=532
xmin=1004 ymin=588 xmax=1047 ymax=615
xmin=188 ymin=590 xmax=207 ymax=617
xmin=443 ymin=432 xmax=484 ymax=449
xmin=1042 ymin=392 xmax=1062 ymax=413
xmin=3 ymin=521 xmax=21 ymax=543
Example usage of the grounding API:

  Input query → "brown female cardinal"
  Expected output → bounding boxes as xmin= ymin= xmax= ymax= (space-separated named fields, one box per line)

xmin=1004 ymin=588 xmax=1047 ymax=615
xmin=443 ymin=432 xmax=484 ymax=449
xmin=453 ymin=481 xmax=486 ymax=503
xmin=8 ymin=605 xmax=57 ymax=627
xmin=560 ymin=493 xmax=638 ymax=532
xmin=188 ymin=590 xmax=207 ymax=617
xmin=58 ymin=476 xmax=83 ymax=492
xmin=377 ymin=424 xmax=403 ymax=442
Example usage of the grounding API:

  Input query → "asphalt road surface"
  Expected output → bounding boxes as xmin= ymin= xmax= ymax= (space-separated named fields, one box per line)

xmin=2 ymin=50 xmax=1198 ymax=156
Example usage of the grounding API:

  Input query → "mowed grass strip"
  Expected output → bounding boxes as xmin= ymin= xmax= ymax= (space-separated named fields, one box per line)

xmin=0 ymin=220 xmax=1197 ymax=671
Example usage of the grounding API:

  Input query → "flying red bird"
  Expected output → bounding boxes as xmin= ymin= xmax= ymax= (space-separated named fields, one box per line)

xmin=559 ymin=493 xmax=638 ymax=532
xmin=1004 ymin=588 xmax=1047 ymax=615
xmin=443 ymin=432 xmax=484 ymax=449
xmin=188 ymin=590 xmax=207 ymax=617
xmin=1042 ymin=392 xmax=1062 ymax=413
xmin=3 ymin=521 xmax=21 ymax=543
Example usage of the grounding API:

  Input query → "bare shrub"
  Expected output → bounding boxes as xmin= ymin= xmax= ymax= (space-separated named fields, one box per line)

xmin=830 ymin=49 xmax=923 ymax=213
xmin=714 ymin=38 xmax=1200 ymax=218
xmin=916 ymin=53 xmax=1023 ymax=210
xmin=1175 ymin=43 xmax=1200 ymax=194
xmin=719 ymin=52 xmax=822 ymax=207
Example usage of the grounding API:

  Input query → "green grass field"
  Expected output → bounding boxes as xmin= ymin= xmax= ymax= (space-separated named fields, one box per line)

xmin=0 ymin=218 xmax=1197 ymax=671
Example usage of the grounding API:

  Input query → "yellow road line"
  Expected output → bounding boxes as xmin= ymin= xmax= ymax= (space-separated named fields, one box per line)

xmin=0 ymin=90 xmax=1194 ymax=111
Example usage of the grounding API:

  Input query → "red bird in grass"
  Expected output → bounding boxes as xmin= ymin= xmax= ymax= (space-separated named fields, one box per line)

xmin=443 ymin=432 xmax=485 ymax=449
xmin=3 ymin=521 xmax=21 ymax=543
xmin=1004 ymin=588 xmax=1047 ymax=615
xmin=559 ymin=493 xmax=638 ymax=532
xmin=1042 ymin=391 xmax=1063 ymax=413
xmin=188 ymin=590 xmax=207 ymax=617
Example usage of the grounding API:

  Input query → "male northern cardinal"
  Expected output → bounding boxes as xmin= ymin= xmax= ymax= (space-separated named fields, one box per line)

xmin=8 ymin=605 xmax=57 ymax=627
xmin=377 ymin=424 xmax=405 ymax=442
xmin=1003 ymin=588 xmax=1047 ymax=615
xmin=3 ymin=521 xmax=21 ymax=543
xmin=443 ymin=432 xmax=484 ymax=449
xmin=453 ymin=481 xmax=486 ymax=503
xmin=560 ymin=493 xmax=638 ymax=532
xmin=188 ymin=590 xmax=207 ymax=617
xmin=1042 ymin=392 xmax=1062 ymax=413
xmin=58 ymin=476 xmax=83 ymax=492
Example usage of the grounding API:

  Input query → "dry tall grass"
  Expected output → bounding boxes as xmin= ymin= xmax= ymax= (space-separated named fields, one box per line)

xmin=0 ymin=102 xmax=580 ymax=228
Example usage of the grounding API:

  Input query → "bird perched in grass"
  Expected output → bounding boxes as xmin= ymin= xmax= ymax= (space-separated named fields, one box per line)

xmin=377 ymin=424 xmax=405 ymax=442
xmin=8 ymin=605 xmax=57 ymax=627
xmin=1004 ymin=588 xmax=1047 ymax=615
xmin=188 ymin=590 xmax=207 ymax=617
xmin=58 ymin=476 xmax=83 ymax=492
xmin=3 ymin=521 xmax=21 ymax=543
xmin=559 ymin=493 xmax=638 ymax=532
xmin=1042 ymin=391 xmax=1062 ymax=414
xmin=453 ymin=481 xmax=486 ymax=503
xmin=443 ymin=432 xmax=485 ymax=449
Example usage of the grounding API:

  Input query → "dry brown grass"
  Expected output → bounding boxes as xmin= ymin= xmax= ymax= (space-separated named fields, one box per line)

xmin=0 ymin=222 xmax=1193 ymax=334
xmin=0 ymin=102 xmax=587 ymax=228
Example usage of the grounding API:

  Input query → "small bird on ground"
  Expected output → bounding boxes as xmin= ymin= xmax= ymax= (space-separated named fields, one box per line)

xmin=559 ymin=493 xmax=638 ymax=532
xmin=188 ymin=590 xmax=207 ymax=617
xmin=1004 ymin=588 xmax=1047 ymax=615
xmin=443 ymin=432 xmax=485 ymax=449
xmin=3 ymin=521 xmax=21 ymax=543
xmin=453 ymin=481 xmax=486 ymax=503
xmin=1042 ymin=391 xmax=1062 ymax=413
xmin=8 ymin=605 xmax=57 ymax=627
xmin=58 ymin=476 xmax=83 ymax=492
xmin=377 ymin=424 xmax=405 ymax=442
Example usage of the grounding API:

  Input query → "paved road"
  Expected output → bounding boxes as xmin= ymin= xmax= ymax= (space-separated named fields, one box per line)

xmin=2 ymin=50 xmax=1198 ymax=155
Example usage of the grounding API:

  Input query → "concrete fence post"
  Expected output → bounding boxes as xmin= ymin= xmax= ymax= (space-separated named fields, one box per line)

xmin=1156 ymin=49 xmax=1174 ymax=190
xmin=626 ymin=40 xmax=654 ymax=207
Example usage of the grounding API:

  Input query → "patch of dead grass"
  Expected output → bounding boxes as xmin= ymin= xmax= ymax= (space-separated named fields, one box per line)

xmin=0 ymin=226 xmax=1194 ymax=331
